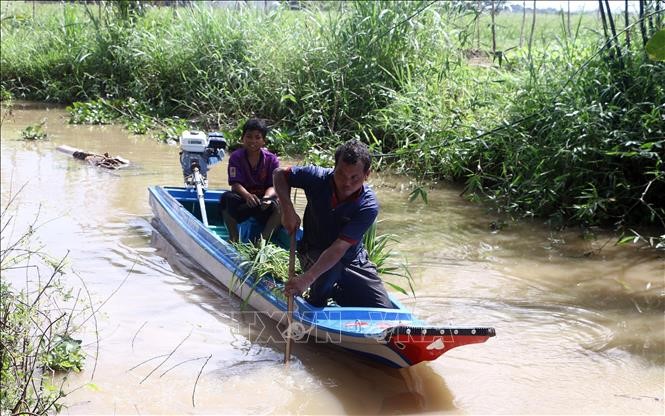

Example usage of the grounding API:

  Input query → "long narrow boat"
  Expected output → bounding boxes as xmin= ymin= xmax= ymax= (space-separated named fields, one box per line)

xmin=149 ymin=185 xmax=495 ymax=368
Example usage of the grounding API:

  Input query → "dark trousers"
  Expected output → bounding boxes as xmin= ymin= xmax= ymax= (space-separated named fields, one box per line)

xmin=220 ymin=191 xmax=275 ymax=224
xmin=299 ymin=246 xmax=393 ymax=309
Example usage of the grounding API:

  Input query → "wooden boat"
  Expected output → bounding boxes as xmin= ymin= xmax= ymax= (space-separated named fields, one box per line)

xmin=148 ymin=185 xmax=495 ymax=368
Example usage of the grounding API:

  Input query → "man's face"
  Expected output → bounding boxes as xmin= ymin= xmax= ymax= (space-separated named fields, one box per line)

xmin=242 ymin=129 xmax=265 ymax=152
xmin=333 ymin=160 xmax=368 ymax=200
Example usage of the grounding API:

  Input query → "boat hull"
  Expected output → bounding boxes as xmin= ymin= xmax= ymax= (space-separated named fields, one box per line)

xmin=148 ymin=185 xmax=495 ymax=368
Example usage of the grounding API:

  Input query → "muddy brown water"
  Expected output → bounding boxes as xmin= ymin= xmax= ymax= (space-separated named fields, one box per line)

xmin=1 ymin=102 xmax=663 ymax=415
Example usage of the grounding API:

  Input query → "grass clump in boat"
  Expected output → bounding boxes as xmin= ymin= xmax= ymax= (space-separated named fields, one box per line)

xmin=233 ymin=238 xmax=300 ymax=284
xmin=231 ymin=238 xmax=301 ymax=305
xmin=231 ymin=221 xmax=415 ymax=306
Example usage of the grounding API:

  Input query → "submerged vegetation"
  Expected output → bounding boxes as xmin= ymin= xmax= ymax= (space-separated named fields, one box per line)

xmin=0 ymin=0 xmax=663 ymax=246
xmin=65 ymin=96 xmax=190 ymax=141
xmin=20 ymin=120 xmax=47 ymax=140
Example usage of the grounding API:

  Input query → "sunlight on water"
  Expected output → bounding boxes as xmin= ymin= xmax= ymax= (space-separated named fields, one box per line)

xmin=1 ymin=102 xmax=663 ymax=414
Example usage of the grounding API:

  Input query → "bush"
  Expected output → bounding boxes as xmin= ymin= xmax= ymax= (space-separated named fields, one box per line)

xmin=1 ymin=192 xmax=87 ymax=414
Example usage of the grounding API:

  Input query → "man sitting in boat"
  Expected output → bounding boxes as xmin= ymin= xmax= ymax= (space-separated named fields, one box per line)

xmin=220 ymin=118 xmax=281 ymax=242
xmin=274 ymin=139 xmax=392 ymax=308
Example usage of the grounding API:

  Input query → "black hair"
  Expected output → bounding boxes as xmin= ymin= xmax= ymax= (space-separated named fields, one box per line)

xmin=334 ymin=139 xmax=371 ymax=173
xmin=242 ymin=118 xmax=269 ymax=140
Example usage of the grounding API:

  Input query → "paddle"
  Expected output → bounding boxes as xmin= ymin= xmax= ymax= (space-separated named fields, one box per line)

xmin=284 ymin=232 xmax=296 ymax=364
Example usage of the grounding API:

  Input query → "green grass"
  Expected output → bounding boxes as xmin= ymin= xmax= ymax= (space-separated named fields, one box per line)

xmin=231 ymin=220 xmax=415 ymax=303
xmin=1 ymin=0 xmax=663 ymax=244
xmin=20 ymin=120 xmax=47 ymax=140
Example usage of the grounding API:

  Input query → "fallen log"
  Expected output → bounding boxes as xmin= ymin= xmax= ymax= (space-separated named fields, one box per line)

xmin=56 ymin=145 xmax=130 ymax=170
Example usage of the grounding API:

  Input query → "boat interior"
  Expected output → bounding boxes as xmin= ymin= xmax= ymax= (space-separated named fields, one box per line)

xmin=177 ymin=189 xmax=293 ymax=248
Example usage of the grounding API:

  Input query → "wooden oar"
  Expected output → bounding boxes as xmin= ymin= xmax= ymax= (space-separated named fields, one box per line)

xmin=284 ymin=233 xmax=296 ymax=364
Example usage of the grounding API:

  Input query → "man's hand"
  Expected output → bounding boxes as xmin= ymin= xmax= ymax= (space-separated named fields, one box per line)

xmin=244 ymin=193 xmax=261 ymax=207
xmin=281 ymin=208 xmax=301 ymax=236
xmin=285 ymin=273 xmax=314 ymax=296
xmin=260 ymin=196 xmax=275 ymax=211
xmin=283 ymin=238 xmax=350 ymax=297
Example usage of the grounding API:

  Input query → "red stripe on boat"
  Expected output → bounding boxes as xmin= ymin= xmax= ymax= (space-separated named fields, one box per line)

xmin=388 ymin=334 xmax=492 ymax=365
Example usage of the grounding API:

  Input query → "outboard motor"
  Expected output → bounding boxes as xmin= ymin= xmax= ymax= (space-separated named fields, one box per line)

xmin=179 ymin=130 xmax=227 ymax=226
xmin=179 ymin=131 xmax=227 ymax=188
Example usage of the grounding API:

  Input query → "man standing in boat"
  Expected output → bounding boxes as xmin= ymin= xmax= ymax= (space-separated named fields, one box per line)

xmin=273 ymin=139 xmax=392 ymax=308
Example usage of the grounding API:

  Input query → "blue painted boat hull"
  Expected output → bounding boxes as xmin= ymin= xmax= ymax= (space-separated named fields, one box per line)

xmin=148 ymin=185 xmax=495 ymax=368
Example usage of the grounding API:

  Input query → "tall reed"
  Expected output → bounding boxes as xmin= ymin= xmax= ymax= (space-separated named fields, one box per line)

xmin=1 ymin=1 xmax=662 ymax=238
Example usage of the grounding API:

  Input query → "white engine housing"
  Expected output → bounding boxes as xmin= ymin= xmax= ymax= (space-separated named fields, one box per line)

xmin=179 ymin=131 xmax=208 ymax=153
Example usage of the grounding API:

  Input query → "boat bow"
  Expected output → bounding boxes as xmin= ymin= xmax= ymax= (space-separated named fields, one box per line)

xmin=382 ymin=326 xmax=496 ymax=366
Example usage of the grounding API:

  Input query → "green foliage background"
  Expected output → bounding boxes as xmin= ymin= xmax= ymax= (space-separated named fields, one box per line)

xmin=1 ymin=0 xmax=663 ymax=240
